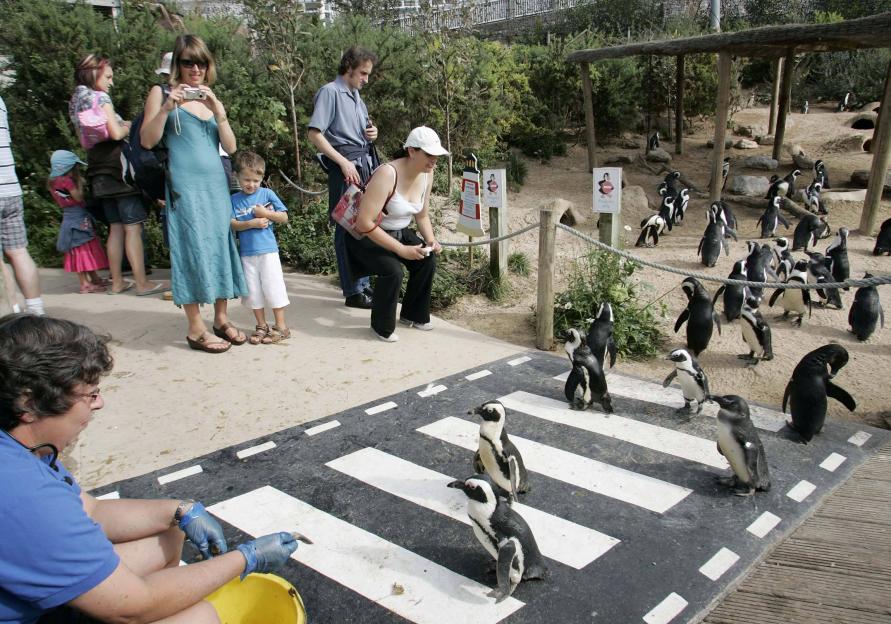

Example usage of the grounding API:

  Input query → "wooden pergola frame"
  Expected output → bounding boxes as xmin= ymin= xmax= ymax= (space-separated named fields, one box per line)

xmin=567 ymin=12 xmax=891 ymax=235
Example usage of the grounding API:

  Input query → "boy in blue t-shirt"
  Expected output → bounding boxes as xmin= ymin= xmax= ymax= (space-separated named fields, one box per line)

xmin=230 ymin=151 xmax=291 ymax=344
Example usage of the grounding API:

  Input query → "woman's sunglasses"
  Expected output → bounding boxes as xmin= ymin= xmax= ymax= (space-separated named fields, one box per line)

xmin=179 ymin=59 xmax=208 ymax=70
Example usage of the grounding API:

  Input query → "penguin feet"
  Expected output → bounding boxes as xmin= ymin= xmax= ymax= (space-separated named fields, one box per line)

xmin=732 ymin=486 xmax=757 ymax=497
xmin=736 ymin=353 xmax=755 ymax=360
xmin=716 ymin=475 xmax=737 ymax=487
xmin=793 ymin=317 xmax=804 ymax=327
xmin=487 ymin=588 xmax=513 ymax=604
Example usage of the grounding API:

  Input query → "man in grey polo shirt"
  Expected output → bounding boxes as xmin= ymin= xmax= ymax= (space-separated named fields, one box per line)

xmin=309 ymin=46 xmax=379 ymax=310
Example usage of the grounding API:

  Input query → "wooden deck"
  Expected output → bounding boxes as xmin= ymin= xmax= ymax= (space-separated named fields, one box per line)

xmin=705 ymin=441 xmax=891 ymax=624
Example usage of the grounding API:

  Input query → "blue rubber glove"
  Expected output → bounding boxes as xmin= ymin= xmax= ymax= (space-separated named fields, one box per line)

xmin=178 ymin=502 xmax=228 ymax=559
xmin=235 ymin=532 xmax=299 ymax=580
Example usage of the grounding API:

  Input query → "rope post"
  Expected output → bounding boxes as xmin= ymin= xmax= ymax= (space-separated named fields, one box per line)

xmin=772 ymin=49 xmax=795 ymax=162
xmin=768 ymin=58 xmax=781 ymax=136
xmin=710 ymin=52 xmax=732 ymax=203
xmin=860 ymin=57 xmax=891 ymax=235
xmin=488 ymin=205 xmax=506 ymax=283
xmin=675 ymin=55 xmax=685 ymax=155
xmin=536 ymin=199 xmax=569 ymax=351
xmin=580 ymin=62 xmax=597 ymax=172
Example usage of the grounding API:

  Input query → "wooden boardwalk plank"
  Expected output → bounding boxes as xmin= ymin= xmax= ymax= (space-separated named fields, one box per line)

xmin=704 ymin=591 xmax=891 ymax=624
xmin=770 ymin=538 xmax=891 ymax=580
xmin=830 ymin=478 xmax=891 ymax=502
xmin=814 ymin=496 xmax=891 ymax=527
xmin=792 ymin=517 xmax=891 ymax=550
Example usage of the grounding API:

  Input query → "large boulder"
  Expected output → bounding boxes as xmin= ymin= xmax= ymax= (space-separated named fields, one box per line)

xmin=622 ymin=185 xmax=650 ymax=215
xmin=849 ymin=112 xmax=877 ymax=129
xmin=755 ymin=134 xmax=775 ymax=146
xmin=787 ymin=144 xmax=805 ymax=157
xmin=603 ymin=154 xmax=634 ymax=165
xmin=822 ymin=190 xmax=867 ymax=212
xmin=793 ymin=152 xmax=815 ymax=169
xmin=706 ymin=137 xmax=735 ymax=148
xmin=727 ymin=175 xmax=770 ymax=197
xmin=735 ymin=139 xmax=760 ymax=149
xmin=560 ymin=203 xmax=589 ymax=227
xmin=645 ymin=148 xmax=672 ymax=163
xmin=851 ymin=170 xmax=891 ymax=192
xmin=743 ymin=155 xmax=778 ymax=170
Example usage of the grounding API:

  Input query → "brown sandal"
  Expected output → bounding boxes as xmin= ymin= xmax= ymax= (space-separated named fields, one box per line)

xmin=250 ymin=324 xmax=270 ymax=345
xmin=262 ymin=325 xmax=291 ymax=344
xmin=213 ymin=321 xmax=247 ymax=345
xmin=186 ymin=332 xmax=231 ymax=353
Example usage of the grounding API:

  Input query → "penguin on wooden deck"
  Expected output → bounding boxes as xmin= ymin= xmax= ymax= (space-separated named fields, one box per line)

xmin=783 ymin=344 xmax=856 ymax=443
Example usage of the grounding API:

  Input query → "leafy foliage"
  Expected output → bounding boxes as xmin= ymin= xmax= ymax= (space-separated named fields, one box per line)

xmin=508 ymin=251 xmax=530 ymax=276
xmin=275 ymin=197 xmax=337 ymax=274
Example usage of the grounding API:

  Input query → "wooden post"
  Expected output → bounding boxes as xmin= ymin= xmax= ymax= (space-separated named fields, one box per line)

xmin=580 ymin=62 xmax=597 ymax=172
xmin=768 ymin=58 xmax=781 ymax=136
xmin=860 ymin=59 xmax=891 ymax=235
xmin=710 ymin=52 xmax=732 ymax=203
xmin=488 ymin=205 xmax=505 ymax=283
xmin=675 ymin=55 xmax=685 ymax=155
xmin=536 ymin=199 xmax=568 ymax=351
xmin=870 ymin=60 xmax=891 ymax=155
xmin=772 ymin=49 xmax=795 ymax=162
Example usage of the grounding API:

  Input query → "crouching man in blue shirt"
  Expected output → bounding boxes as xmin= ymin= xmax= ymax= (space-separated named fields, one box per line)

xmin=0 ymin=314 xmax=301 ymax=624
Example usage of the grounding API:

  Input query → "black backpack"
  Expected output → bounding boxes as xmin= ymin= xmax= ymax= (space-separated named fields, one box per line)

xmin=122 ymin=86 xmax=169 ymax=202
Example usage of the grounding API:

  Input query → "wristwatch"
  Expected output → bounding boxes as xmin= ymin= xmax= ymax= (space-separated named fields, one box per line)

xmin=173 ymin=499 xmax=195 ymax=525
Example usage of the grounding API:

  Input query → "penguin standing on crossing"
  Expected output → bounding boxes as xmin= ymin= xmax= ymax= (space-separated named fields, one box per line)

xmin=738 ymin=296 xmax=773 ymax=365
xmin=874 ymin=217 xmax=891 ymax=255
xmin=636 ymin=213 xmax=666 ymax=247
xmin=769 ymin=259 xmax=812 ymax=326
xmin=662 ymin=348 xmax=709 ymax=416
xmin=448 ymin=474 xmax=547 ymax=603
xmin=783 ymin=344 xmax=856 ymax=443
xmin=470 ymin=401 xmax=530 ymax=501
xmin=792 ymin=214 xmax=831 ymax=251
xmin=849 ymin=273 xmax=885 ymax=341
xmin=564 ymin=335 xmax=613 ymax=414
xmin=562 ymin=327 xmax=581 ymax=363
xmin=709 ymin=394 xmax=771 ymax=496
xmin=712 ymin=260 xmax=748 ymax=322
xmin=756 ymin=196 xmax=790 ymax=238
xmin=586 ymin=303 xmax=617 ymax=370
xmin=825 ymin=227 xmax=850 ymax=288
xmin=675 ymin=277 xmax=721 ymax=356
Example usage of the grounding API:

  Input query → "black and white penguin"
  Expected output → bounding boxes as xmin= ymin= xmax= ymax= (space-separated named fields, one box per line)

xmin=674 ymin=188 xmax=690 ymax=226
xmin=783 ymin=169 xmax=802 ymax=199
xmin=664 ymin=170 xmax=682 ymax=196
xmin=648 ymin=131 xmax=660 ymax=152
xmin=792 ymin=214 xmax=831 ymax=251
xmin=756 ymin=196 xmax=790 ymax=238
xmin=636 ymin=214 xmax=666 ymax=248
xmin=562 ymin=327 xmax=581 ymax=363
xmin=825 ymin=227 xmax=850 ymax=289
xmin=769 ymin=259 xmax=812 ymax=326
xmin=806 ymin=251 xmax=843 ymax=309
xmin=873 ymin=217 xmax=891 ymax=256
xmin=738 ymin=296 xmax=773 ymax=365
xmin=801 ymin=180 xmax=824 ymax=214
xmin=586 ymin=303 xmax=617 ymax=370
xmin=447 ymin=474 xmax=547 ymax=603
xmin=698 ymin=208 xmax=734 ymax=267
xmin=721 ymin=157 xmax=731 ymax=190
xmin=712 ymin=260 xmax=748 ymax=322
xmin=801 ymin=100 xmax=809 ymax=114
xmin=709 ymin=394 xmax=771 ymax=495
xmin=849 ymin=273 xmax=885 ymax=341
xmin=814 ymin=159 xmax=831 ymax=189
xmin=470 ymin=401 xmax=530 ymax=501
xmin=773 ymin=237 xmax=795 ymax=281
xmin=658 ymin=194 xmax=676 ymax=232
xmin=712 ymin=200 xmax=738 ymax=232
xmin=783 ymin=344 xmax=856 ymax=443
xmin=837 ymin=92 xmax=851 ymax=112
xmin=743 ymin=241 xmax=776 ymax=304
xmin=564 ymin=336 xmax=613 ymax=413
xmin=662 ymin=348 xmax=709 ymax=416
xmin=766 ymin=174 xmax=789 ymax=200
xmin=674 ymin=277 xmax=721 ymax=356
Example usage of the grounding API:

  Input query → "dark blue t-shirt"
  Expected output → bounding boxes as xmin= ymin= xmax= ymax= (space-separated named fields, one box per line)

xmin=231 ymin=187 xmax=288 ymax=257
xmin=0 ymin=432 xmax=119 ymax=623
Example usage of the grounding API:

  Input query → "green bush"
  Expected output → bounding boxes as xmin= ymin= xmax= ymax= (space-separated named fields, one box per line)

xmin=506 ymin=152 xmax=528 ymax=189
xmin=508 ymin=251 xmax=530 ymax=276
xmin=554 ymin=249 xmax=666 ymax=359
xmin=275 ymin=197 xmax=337 ymax=274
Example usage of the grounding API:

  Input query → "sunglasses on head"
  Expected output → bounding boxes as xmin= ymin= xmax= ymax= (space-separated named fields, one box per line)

xmin=179 ymin=58 xmax=208 ymax=70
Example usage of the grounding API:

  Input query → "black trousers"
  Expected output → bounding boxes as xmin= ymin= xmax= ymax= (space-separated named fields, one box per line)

xmin=346 ymin=228 xmax=437 ymax=338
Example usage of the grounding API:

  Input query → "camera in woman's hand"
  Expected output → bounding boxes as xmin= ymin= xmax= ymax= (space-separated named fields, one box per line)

xmin=183 ymin=87 xmax=206 ymax=101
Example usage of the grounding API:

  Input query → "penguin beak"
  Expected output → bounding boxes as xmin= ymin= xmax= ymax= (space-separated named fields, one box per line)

xmin=447 ymin=480 xmax=466 ymax=491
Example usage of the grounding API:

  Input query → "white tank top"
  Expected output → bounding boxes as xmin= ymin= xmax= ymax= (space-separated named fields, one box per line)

xmin=379 ymin=171 xmax=428 ymax=231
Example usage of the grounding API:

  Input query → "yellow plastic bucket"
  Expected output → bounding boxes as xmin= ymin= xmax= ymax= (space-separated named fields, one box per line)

xmin=205 ymin=572 xmax=306 ymax=624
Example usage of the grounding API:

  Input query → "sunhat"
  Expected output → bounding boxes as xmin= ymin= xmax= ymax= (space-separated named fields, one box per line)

xmin=403 ymin=126 xmax=449 ymax=156
xmin=155 ymin=52 xmax=172 ymax=75
xmin=49 ymin=150 xmax=87 ymax=177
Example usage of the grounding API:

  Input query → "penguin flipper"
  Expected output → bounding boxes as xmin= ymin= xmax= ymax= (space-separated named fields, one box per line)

xmin=778 ymin=213 xmax=790 ymax=228
xmin=713 ymin=312 xmax=722 ymax=335
xmin=726 ymin=227 xmax=739 ymax=242
xmin=662 ymin=370 xmax=677 ymax=388
xmin=674 ymin=309 xmax=689 ymax=333
xmin=491 ymin=539 xmax=520 ymax=604
xmin=768 ymin=288 xmax=782 ymax=307
xmin=782 ymin=381 xmax=791 ymax=413
xmin=507 ymin=455 xmax=520 ymax=501
xmin=564 ymin=370 xmax=579 ymax=404
xmin=712 ymin=285 xmax=725 ymax=305
xmin=826 ymin=382 xmax=857 ymax=412
xmin=473 ymin=451 xmax=485 ymax=475
xmin=607 ymin=339 xmax=617 ymax=368
xmin=881 ymin=306 xmax=885 ymax=329
xmin=652 ymin=230 xmax=660 ymax=246
xmin=697 ymin=238 xmax=704 ymax=256
xmin=698 ymin=370 xmax=710 ymax=397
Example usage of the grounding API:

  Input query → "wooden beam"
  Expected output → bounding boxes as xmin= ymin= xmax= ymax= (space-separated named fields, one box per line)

xmin=860 ymin=58 xmax=891 ymax=235
xmin=536 ymin=199 xmax=568 ymax=351
xmin=580 ymin=62 xmax=597 ymax=172
xmin=710 ymin=52 xmax=732 ymax=203
xmin=675 ymin=55 xmax=685 ymax=155
xmin=772 ymin=49 xmax=795 ymax=162
xmin=768 ymin=58 xmax=781 ymax=136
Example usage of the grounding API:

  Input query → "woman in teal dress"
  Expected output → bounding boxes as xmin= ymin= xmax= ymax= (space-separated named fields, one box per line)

xmin=141 ymin=34 xmax=247 ymax=353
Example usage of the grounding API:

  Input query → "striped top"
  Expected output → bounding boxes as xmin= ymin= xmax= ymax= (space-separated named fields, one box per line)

xmin=0 ymin=96 xmax=22 ymax=198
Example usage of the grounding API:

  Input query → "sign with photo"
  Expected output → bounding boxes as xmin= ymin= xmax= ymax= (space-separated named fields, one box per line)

xmin=482 ymin=169 xmax=506 ymax=210
xmin=593 ymin=167 xmax=622 ymax=214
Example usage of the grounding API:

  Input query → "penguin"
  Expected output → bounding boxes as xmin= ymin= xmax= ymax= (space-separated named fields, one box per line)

xmin=782 ymin=169 xmax=802 ymax=199
xmin=825 ymin=227 xmax=850 ymax=289
xmin=773 ymin=237 xmax=794 ymax=281
xmin=711 ymin=200 xmax=737 ymax=233
xmin=698 ymin=208 xmax=735 ymax=267
xmin=712 ymin=260 xmax=748 ymax=322
xmin=792 ymin=214 xmax=831 ymax=251
xmin=636 ymin=213 xmax=666 ymax=247
xmin=586 ymin=302 xmax=617 ymax=370
xmin=470 ymin=401 xmax=530 ymax=501
xmin=766 ymin=174 xmax=789 ymax=200
xmin=648 ymin=131 xmax=660 ymax=152
xmin=564 ymin=336 xmax=613 ymax=413
xmin=447 ymin=474 xmax=547 ymax=603
xmin=837 ymin=92 xmax=851 ymax=112
xmin=674 ymin=277 xmax=721 ymax=356
xmin=783 ymin=344 xmax=856 ymax=443
xmin=738 ymin=296 xmax=773 ymax=365
xmin=662 ymin=348 xmax=709 ymax=416
xmin=800 ymin=180 xmax=823 ymax=214
xmin=721 ymin=157 xmax=730 ymax=191
xmin=768 ymin=259 xmax=812 ymax=326
xmin=709 ymin=394 xmax=771 ymax=495
xmin=756 ymin=196 xmax=790 ymax=238
xmin=562 ymin=327 xmax=581 ymax=363
xmin=814 ymin=159 xmax=831 ymax=189
xmin=873 ymin=217 xmax=891 ymax=256
xmin=657 ymin=194 xmax=676 ymax=232
xmin=848 ymin=273 xmax=885 ymax=341
xmin=674 ymin=188 xmax=690 ymax=226
xmin=664 ymin=170 xmax=682 ymax=196
xmin=801 ymin=100 xmax=809 ymax=114
xmin=806 ymin=251 xmax=843 ymax=309
xmin=743 ymin=241 xmax=776 ymax=304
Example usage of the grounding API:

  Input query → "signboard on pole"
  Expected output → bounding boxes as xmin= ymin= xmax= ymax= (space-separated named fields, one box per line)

xmin=482 ymin=169 xmax=505 ymax=211
xmin=482 ymin=168 xmax=508 ymax=277
xmin=457 ymin=153 xmax=485 ymax=237
xmin=593 ymin=167 xmax=622 ymax=214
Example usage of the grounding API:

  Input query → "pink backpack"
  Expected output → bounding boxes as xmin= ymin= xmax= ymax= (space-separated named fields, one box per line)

xmin=77 ymin=94 xmax=109 ymax=150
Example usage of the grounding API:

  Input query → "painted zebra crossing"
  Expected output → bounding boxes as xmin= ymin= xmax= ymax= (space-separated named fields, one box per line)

xmin=94 ymin=352 xmax=889 ymax=624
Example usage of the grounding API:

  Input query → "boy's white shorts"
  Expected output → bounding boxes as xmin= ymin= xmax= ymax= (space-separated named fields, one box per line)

xmin=240 ymin=253 xmax=290 ymax=310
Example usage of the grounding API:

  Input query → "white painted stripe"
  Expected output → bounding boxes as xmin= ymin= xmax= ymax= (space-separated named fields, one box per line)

xmin=465 ymin=369 xmax=492 ymax=381
xmin=236 ymin=441 xmax=276 ymax=459
xmin=553 ymin=371 xmax=787 ymax=432
xmin=698 ymin=547 xmax=740 ymax=581
xmin=305 ymin=420 xmax=341 ymax=436
xmin=499 ymin=391 xmax=728 ymax=469
xmin=365 ymin=401 xmax=397 ymax=415
xmin=157 ymin=464 xmax=203 ymax=485
xmin=786 ymin=480 xmax=817 ymax=502
xmin=747 ymin=511 xmax=781 ymax=538
xmin=643 ymin=592 xmax=688 ymax=624
xmin=418 ymin=417 xmax=691 ymax=514
xmin=208 ymin=486 xmax=524 ymax=624
xmin=418 ymin=384 xmax=447 ymax=398
xmin=848 ymin=431 xmax=872 ymax=447
xmin=95 ymin=491 xmax=120 ymax=500
xmin=326 ymin=448 xmax=619 ymax=569
xmin=508 ymin=356 xmax=531 ymax=366
xmin=819 ymin=452 xmax=846 ymax=472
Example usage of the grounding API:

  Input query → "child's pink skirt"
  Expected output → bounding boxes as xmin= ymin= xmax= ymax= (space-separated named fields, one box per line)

xmin=64 ymin=238 xmax=109 ymax=273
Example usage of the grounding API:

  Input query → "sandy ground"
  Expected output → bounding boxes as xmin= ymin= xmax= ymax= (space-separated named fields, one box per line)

xmin=440 ymin=103 xmax=891 ymax=429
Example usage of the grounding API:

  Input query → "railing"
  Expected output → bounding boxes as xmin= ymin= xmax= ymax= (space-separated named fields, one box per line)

xmin=394 ymin=0 xmax=582 ymax=32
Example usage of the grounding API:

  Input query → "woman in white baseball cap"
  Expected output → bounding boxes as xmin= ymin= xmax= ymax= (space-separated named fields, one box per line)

xmin=346 ymin=126 xmax=448 ymax=342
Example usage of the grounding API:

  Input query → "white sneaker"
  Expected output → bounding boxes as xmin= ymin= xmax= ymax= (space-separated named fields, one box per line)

xmin=372 ymin=327 xmax=399 ymax=342
xmin=399 ymin=318 xmax=433 ymax=331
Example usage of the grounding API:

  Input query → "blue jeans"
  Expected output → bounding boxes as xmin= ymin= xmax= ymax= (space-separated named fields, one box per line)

xmin=334 ymin=224 xmax=369 ymax=297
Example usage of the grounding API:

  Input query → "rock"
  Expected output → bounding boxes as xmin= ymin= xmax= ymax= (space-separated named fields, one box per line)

xmin=735 ymin=139 xmax=759 ymax=149
xmin=755 ymin=134 xmax=774 ymax=146
xmin=735 ymin=125 xmax=755 ymax=137
xmin=822 ymin=190 xmax=867 ymax=205
xmin=837 ymin=134 xmax=869 ymax=152
xmin=849 ymin=112 xmax=877 ymax=129
xmin=727 ymin=175 xmax=769 ymax=197
xmin=618 ymin=133 xmax=643 ymax=149
xmin=851 ymin=170 xmax=891 ymax=192
xmin=860 ymin=101 xmax=881 ymax=113
xmin=706 ymin=138 xmax=735 ymax=148
xmin=793 ymin=152 xmax=815 ymax=170
xmin=559 ymin=203 xmax=588 ymax=226
xmin=645 ymin=148 xmax=672 ymax=163
xmin=742 ymin=156 xmax=778 ymax=170
xmin=603 ymin=154 xmax=633 ymax=165
xmin=622 ymin=185 xmax=650 ymax=215
xmin=787 ymin=144 xmax=805 ymax=157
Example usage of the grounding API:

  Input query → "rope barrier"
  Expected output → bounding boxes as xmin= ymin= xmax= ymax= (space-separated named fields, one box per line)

xmin=277 ymin=170 xmax=327 ymax=196
xmin=439 ymin=222 xmax=540 ymax=247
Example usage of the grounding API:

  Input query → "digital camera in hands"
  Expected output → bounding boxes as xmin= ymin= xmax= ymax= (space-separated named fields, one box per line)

xmin=183 ymin=87 xmax=206 ymax=101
